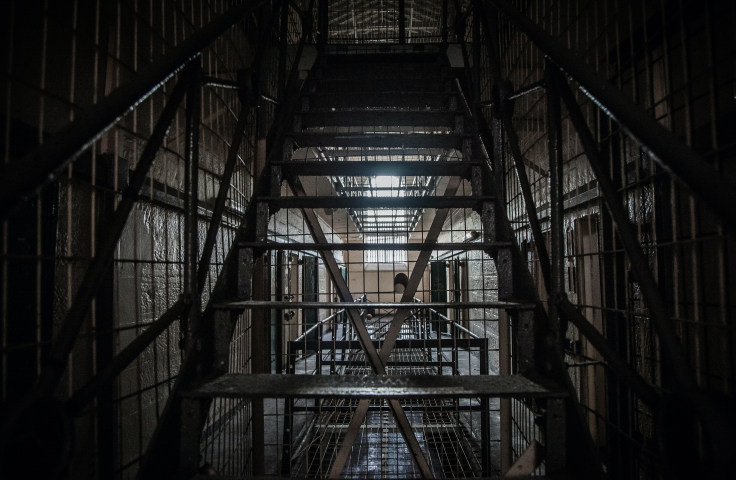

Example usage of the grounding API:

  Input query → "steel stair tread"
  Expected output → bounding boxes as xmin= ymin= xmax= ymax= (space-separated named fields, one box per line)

xmin=292 ymin=132 xmax=468 ymax=149
xmin=305 ymin=91 xmax=456 ymax=110
xmin=183 ymin=373 xmax=568 ymax=399
xmin=321 ymin=52 xmax=443 ymax=64
xmin=254 ymin=195 xmax=494 ymax=209
xmin=237 ymin=242 xmax=513 ymax=250
xmin=214 ymin=300 xmax=534 ymax=310
xmin=300 ymin=111 xmax=458 ymax=128
xmin=192 ymin=476 xmax=570 ymax=480
xmin=315 ymin=78 xmax=447 ymax=93
xmin=273 ymin=160 xmax=478 ymax=177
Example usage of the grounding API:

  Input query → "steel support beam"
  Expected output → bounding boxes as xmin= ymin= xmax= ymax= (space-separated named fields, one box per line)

xmin=286 ymin=177 xmax=434 ymax=478
xmin=0 ymin=0 xmax=268 ymax=218
xmin=67 ymin=106 xmax=249 ymax=414
xmin=293 ymin=132 xmax=468 ymax=149
xmin=558 ymin=299 xmax=661 ymax=410
xmin=183 ymin=67 xmax=203 ymax=343
xmin=238 ymin=242 xmax=512 ymax=251
xmin=197 ymin=111 xmax=249 ymax=293
xmin=399 ymin=0 xmax=406 ymax=43
xmin=220 ymin=300 xmax=527 ymax=309
xmin=557 ymin=78 xmax=698 ymax=391
xmin=136 ymin=11 xmax=314 ymax=476
xmin=545 ymin=60 xmax=566 ymax=350
xmin=477 ymin=0 xmax=551 ymax=294
xmin=326 ymin=172 xmax=464 ymax=477
xmin=185 ymin=373 xmax=566 ymax=398
xmin=448 ymin=39 xmax=605 ymax=477
xmin=258 ymin=195 xmax=490 ymax=209
xmin=20 ymin=69 xmax=193 ymax=404
xmin=276 ymin=160 xmax=476 ymax=177
xmin=487 ymin=0 xmax=736 ymax=231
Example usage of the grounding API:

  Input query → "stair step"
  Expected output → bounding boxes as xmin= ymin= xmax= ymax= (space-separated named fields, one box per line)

xmin=322 ymin=52 xmax=442 ymax=65
xmin=293 ymin=338 xmax=489 ymax=351
xmin=274 ymin=160 xmax=478 ymax=177
xmin=256 ymin=195 xmax=494 ymax=210
xmin=183 ymin=373 xmax=567 ymax=399
xmin=293 ymin=133 xmax=467 ymax=149
xmin=303 ymin=147 xmax=449 ymax=159
xmin=320 ymin=61 xmax=446 ymax=77
xmin=215 ymin=301 xmax=533 ymax=310
xmin=301 ymin=111 xmax=457 ymax=128
xmin=192 ymin=476 xmax=569 ymax=480
xmin=192 ymin=476 xmax=568 ymax=480
xmin=316 ymin=77 xmax=446 ymax=93
xmin=238 ymin=242 xmax=512 ymax=251
xmin=306 ymin=91 xmax=455 ymax=110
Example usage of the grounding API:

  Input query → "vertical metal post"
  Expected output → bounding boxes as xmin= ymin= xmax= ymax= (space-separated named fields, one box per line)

xmin=318 ymin=0 xmax=328 ymax=47
xmin=183 ymin=66 xmax=202 ymax=344
xmin=546 ymin=59 xmax=566 ymax=349
xmin=442 ymin=0 xmax=448 ymax=43
xmin=251 ymin=14 xmax=272 ymax=471
xmin=492 ymin=118 xmax=505 ymax=203
xmin=515 ymin=309 xmax=537 ymax=375
xmin=479 ymin=337 xmax=491 ymax=476
xmin=451 ymin=319 xmax=458 ymax=374
xmin=252 ymin=202 xmax=270 ymax=476
xmin=437 ymin=322 xmax=443 ymax=375
xmin=277 ymin=0 xmax=289 ymax=117
xmin=282 ymin=342 xmax=296 ymax=474
xmin=499 ymin=308 xmax=511 ymax=473
xmin=472 ymin=0 xmax=481 ymax=106
xmin=180 ymin=397 xmax=203 ymax=477
xmin=545 ymin=398 xmax=567 ymax=473
xmin=399 ymin=0 xmax=406 ymax=43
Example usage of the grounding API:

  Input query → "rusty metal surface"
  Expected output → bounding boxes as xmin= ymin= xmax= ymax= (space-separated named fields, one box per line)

xmin=258 ymin=195 xmax=494 ymax=209
xmin=238 ymin=241 xmax=513 ymax=250
xmin=185 ymin=373 xmax=567 ymax=399
xmin=275 ymin=160 xmax=478 ymax=177
xmin=216 ymin=300 xmax=532 ymax=309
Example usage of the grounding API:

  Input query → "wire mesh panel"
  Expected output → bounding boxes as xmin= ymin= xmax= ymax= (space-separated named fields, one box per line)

xmin=0 ymin=1 xmax=295 ymax=478
xmin=481 ymin=0 xmax=736 ymax=477
xmin=322 ymin=0 xmax=446 ymax=44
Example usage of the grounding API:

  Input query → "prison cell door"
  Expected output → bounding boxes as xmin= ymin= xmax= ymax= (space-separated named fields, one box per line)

xmin=302 ymin=255 xmax=319 ymax=346
xmin=430 ymin=261 xmax=448 ymax=334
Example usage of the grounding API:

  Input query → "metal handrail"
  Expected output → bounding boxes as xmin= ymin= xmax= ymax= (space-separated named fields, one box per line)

xmin=412 ymin=298 xmax=480 ymax=339
xmin=293 ymin=309 xmax=347 ymax=343
xmin=293 ymin=295 xmax=364 ymax=344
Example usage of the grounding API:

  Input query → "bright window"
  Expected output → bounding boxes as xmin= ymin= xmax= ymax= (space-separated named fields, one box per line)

xmin=364 ymin=235 xmax=408 ymax=263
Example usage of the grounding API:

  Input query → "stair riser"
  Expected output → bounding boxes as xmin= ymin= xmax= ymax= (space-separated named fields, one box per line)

xmin=307 ymin=92 xmax=456 ymax=110
xmin=300 ymin=112 xmax=457 ymax=128
xmin=293 ymin=133 xmax=465 ymax=149
xmin=320 ymin=64 xmax=446 ymax=78
xmin=316 ymin=78 xmax=447 ymax=93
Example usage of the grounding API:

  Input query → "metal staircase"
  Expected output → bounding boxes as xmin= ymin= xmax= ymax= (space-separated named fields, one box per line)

xmin=3 ymin=1 xmax=734 ymax=479
xmin=170 ymin=46 xmax=581 ymax=479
